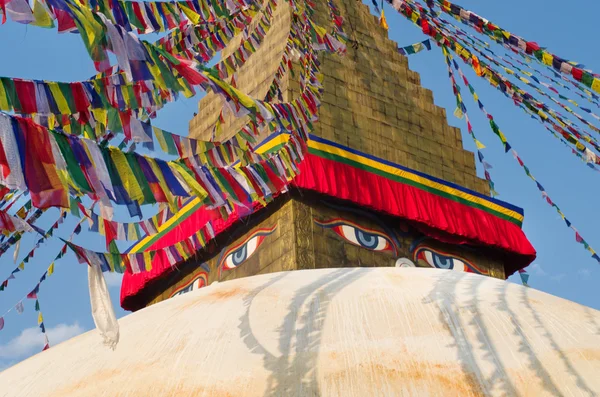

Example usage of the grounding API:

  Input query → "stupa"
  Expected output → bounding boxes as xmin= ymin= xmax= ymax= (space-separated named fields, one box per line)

xmin=3 ymin=0 xmax=599 ymax=395
xmin=118 ymin=0 xmax=535 ymax=311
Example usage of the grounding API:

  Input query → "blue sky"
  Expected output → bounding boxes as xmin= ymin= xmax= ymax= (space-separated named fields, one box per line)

xmin=0 ymin=0 xmax=599 ymax=370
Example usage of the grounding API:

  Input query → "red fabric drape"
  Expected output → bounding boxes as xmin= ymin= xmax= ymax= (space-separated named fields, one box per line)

xmin=121 ymin=153 xmax=535 ymax=310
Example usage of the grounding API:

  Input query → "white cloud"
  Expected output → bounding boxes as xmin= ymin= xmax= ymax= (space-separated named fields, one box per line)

xmin=529 ymin=263 xmax=547 ymax=276
xmin=0 ymin=322 xmax=84 ymax=361
xmin=103 ymin=272 xmax=123 ymax=288
xmin=578 ymin=268 xmax=592 ymax=277
xmin=550 ymin=273 xmax=566 ymax=282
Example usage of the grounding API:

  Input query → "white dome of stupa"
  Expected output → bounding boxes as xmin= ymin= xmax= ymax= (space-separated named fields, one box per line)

xmin=1 ymin=267 xmax=598 ymax=396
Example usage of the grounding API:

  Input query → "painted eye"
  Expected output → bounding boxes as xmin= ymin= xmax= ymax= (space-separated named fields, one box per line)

xmin=173 ymin=284 xmax=194 ymax=297
xmin=340 ymin=225 xmax=390 ymax=251
xmin=224 ymin=235 xmax=259 ymax=270
xmin=414 ymin=247 xmax=487 ymax=275
xmin=219 ymin=226 xmax=277 ymax=271
xmin=421 ymin=250 xmax=464 ymax=271
xmin=315 ymin=219 xmax=394 ymax=252
xmin=170 ymin=273 xmax=208 ymax=298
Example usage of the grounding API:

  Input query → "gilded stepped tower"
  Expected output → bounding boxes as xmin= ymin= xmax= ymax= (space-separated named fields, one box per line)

xmin=119 ymin=0 xmax=535 ymax=310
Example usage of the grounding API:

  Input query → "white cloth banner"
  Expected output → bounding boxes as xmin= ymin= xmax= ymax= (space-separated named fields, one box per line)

xmin=88 ymin=261 xmax=120 ymax=350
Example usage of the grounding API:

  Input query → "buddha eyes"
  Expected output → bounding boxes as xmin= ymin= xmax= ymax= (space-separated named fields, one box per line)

xmin=413 ymin=247 xmax=487 ymax=275
xmin=219 ymin=226 xmax=277 ymax=271
xmin=223 ymin=235 xmax=259 ymax=270
xmin=416 ymin=249 xmax=464 ymax=271
xmin=170 ymin=274 xmax=207 ymax=298
xmin=315 ymin=219 xmax=394 ymax=252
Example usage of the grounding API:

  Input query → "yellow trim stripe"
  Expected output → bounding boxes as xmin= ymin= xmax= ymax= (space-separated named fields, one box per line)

xmin=309 ymin=139 xmax=524 ymax=224
xmin=129 ymin=133 xmax=523 ymax=253
xmin=129 ymin=197 xmax=202 ymax=253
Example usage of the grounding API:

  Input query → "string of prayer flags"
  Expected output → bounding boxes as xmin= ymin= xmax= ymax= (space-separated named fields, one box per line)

xmin=386 ymin=0 xmax=600 ymax=169
xmin=78 ymin=201 xmax=175 ymax=241
xmin=447 ymin=20 xmax=600 ymax=111
xmin=442 ymin=46 xmax=497 ymax=196
xmin=430 ymin=15 xmax=600 ymax=136
xmin=0 ymin=292 xmax=50 ymax=353
xmin=65 ymin=219 xmax=217 ymax=274
xmin=66 ymin=128 xmax=312 ymax=271
xmin=0 ymin=190 xmax=21 ymax=209
xmin=0 ymin=208 xmax=44 ymax=259
xmin=428 ymin=0 xmax=600 ymax=93
xmin=34 ymin=296 xmax=50 ymax=351
xmin=0 ymin=45 xmax=321 ymax=214
xmin=443 ymin=29 xmax=600 ymax=142
xmin=0 ymin=0 xmax=341 ymax=350
xmin=0 ymin=211 xmax=66 ymax=293
xmin=517 ymin=101 xmax=600 ymax=172
xmin=0 ymin=0 xmax=254 ymax=34
xmin=449 ymin=55 xmax=600 ymax=266
xmin=0 ymin=75 xmax=174 ymax=118
xmin=0 ymin=209 xmax=34 ymax=234
xmin=327 ymin=0 xmax=345 ymax=38
xmin=397 ymin=39 xmax=431 ymax=56
xmin=212 ymin=0 xmax=277 ymax=81
xmin=0 ymin=250 xmax=61 ymax=351
xmin=0 ymin=5 xmax=261 ymax=129
xmin=539 ymin=123 xmax=600 ymax=172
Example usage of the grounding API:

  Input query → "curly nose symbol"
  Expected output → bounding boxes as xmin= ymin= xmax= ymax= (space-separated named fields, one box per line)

xmin=395 ymin=258 xmax=416 ymax=268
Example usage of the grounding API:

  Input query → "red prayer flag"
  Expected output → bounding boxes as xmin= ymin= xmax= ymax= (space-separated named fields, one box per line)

xmin=13 ymin=80 xmax=38 ymax=114
xmin=17 ymin=118 xmax=68 ymax=208
xmin=572 ymin=67 xmax=584 ymax=82
xmin=0 ymin=138 xmax=10 ymax=178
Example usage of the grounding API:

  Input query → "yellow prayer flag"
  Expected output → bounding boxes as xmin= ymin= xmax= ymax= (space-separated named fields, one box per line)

xmin=18 ymin=262 xmax=25 ymax=270
xmin=542 ymin=52 xmax=553 ymax=66
xmin=98 ymin=217 xmax=105 ymax=236
xmin=453 ymin=107 xmax=464 ymax=119
xmin=472 ymin=55 xmax=482 ymax=77
xmin=379 ymin=10 xmax=389 ymax=30
xmin=110 ymin=150 xmax=144 ymax=202
xmin=153 ymin=127 xmax=169 ymax=153
xmin=48 ymin=83 xmax=71 ymax=114
xmin=143 ymin=252 xmax=152 ymax=272
xmin=0 ymin=79 xmax=9 ymax=110
xmin=48 ymin=262 xmax=55 ymax=276
xmin=32 ymin=0 xmax=54 ymax=28
xmin=171 ymin=163 xmax=208 ymax=200
xmin=475 ymin=140 xmax=486 ymax=150
xmin=591 ymin=78 xmax=600 ymax=94
xmin=16 ymin=207 xmax=26 ymax=219
xmin=179 ymin=4 xmax=202 ymax=24
xmin=38 ymin=312 xmax=43 ymax=325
